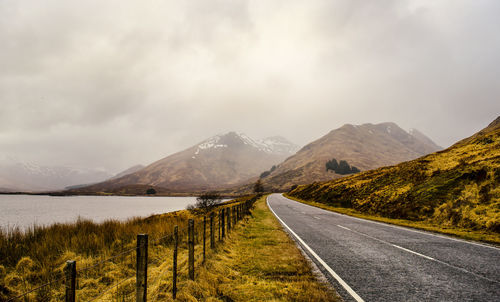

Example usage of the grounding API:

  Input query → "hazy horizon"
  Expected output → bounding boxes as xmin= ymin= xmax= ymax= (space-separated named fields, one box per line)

xmin=1 ymin=0 xmax=499 ymax=173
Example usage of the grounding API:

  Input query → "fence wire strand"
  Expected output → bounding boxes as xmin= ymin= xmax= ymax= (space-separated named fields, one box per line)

xmin=6 ymin=199 xmax=255 ymax=302
xmin=6 ymin=273 xmax=66 ymax=302
xmin=87 ymin=274 xmax=134 ymax=302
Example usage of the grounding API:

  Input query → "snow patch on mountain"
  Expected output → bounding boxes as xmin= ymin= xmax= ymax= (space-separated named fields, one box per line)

xmin=193 ymin=132 xmax=299 ymax=156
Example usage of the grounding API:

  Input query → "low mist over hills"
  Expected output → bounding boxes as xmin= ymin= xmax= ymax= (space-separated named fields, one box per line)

xmin=252 ymin=122 xmax=441 ymax=191
xmin=0 ymin=161 xmax=112 ymax=192
xmin=108 ymin=165 xmax=145 ymax=180
xmin=289 ymin=116 xmax=500 ymax=233
xmin=73 ymin=132 xmax=299 ymax=194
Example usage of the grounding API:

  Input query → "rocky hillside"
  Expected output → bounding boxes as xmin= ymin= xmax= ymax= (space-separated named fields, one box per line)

xmin=73 ymin=132 xmax=299 ymax=194
xmin=256 ymin=122 xmax=441 ymax=191
xmin=289 ymin=116 xmax=500 ymax=233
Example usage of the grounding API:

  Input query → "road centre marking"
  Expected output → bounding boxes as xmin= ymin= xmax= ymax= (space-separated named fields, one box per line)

xmin=337 ymin=225 xmax=351 ymax=231
xmin=334 ymin=224 xmax=499 ymax=284
xmin=280 ymin=194 xmax=499 ymax=250
xmin=267 ymin=197 xmax=365 ymax=302
xmin=279 ymin=194 xmax=500 ymax=285
xmin=336 ymin=224 xmax=435 ymax=261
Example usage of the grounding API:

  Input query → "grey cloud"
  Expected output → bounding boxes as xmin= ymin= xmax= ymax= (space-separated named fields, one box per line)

xmin=0 ymin=0 xmax=499 ymax=173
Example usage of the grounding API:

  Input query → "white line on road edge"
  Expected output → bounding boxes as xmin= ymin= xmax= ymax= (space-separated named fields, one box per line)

xmin=267 ymin=196 xmax=365 ymax=302
xmin=277 ymin=194 xmax=500 ymax=285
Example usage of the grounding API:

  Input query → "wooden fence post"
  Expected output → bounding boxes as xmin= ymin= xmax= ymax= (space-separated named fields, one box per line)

xmin=172 ymin=226 xmax=178 ymax=299
xmin=210 ymin=213 xmax=215 ymax=249
xmin=227 ymin=207 xmax=231 ymax=232
xmin=221 ymin=208 xmax=225 ymax=239
xmin=233 ymin=206 xmax=236 ymax=225
xmin=188 ymin=219 xmax=195 ymax=280
xmin=64 ymin=260 xmax=76 ymax=302
xmin=136 ymin=234 xmax=148 ymax=302
xmin=218 ymin=210 xmax=221 ymax=241
xmin=203 ymin=216 xmax=206 ymax=263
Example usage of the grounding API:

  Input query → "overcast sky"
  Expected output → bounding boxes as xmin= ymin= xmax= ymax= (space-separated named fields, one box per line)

xmin=1 ymin=0 xmax=499 ymax=173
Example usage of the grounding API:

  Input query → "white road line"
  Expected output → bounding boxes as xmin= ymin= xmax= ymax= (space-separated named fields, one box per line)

xmin=337 ymin=224 xmax=436 ymax=261
xmin=337 ymin=225 xmax=351 ymax=231
xmin=267 ymin=197 xmax=365 ymax=302
xmin=279 ymin=194 xmax=499 ymax=250
xmin=334 ymin=224 xmax=499 ymax=284
xmin=391 ymin=244 xmax=435 ymax=261
xmin=277 ymin=194 xmax=500 ymax=285
xmin=314 ymin=216 xmax=321 ymax=220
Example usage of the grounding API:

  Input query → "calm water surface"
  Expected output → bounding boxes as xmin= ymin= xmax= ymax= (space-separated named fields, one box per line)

xmin=0 ymin=194 xmax=197 ymax=231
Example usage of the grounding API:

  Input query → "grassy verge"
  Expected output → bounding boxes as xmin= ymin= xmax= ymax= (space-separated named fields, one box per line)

xmin=0 ymin=196 xmax=252 ymax=300
xmin=174 ymin=195 xmax=339 ymax=301
xmin=1 ymin=195 xmax=338 ymax=301
xmin=284 ymin=193 xmax=500 ymax=245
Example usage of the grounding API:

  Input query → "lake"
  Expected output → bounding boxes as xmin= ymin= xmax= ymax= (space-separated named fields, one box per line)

xmin=0 ymin=194 xmax=198 ymax=231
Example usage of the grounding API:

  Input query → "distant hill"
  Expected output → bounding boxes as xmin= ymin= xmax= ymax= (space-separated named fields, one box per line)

xmin=109 ymin=164 xmax=145 ymax=180
xmin=289 ymin=116 xmax=500 ymax=233
xmin=72 ymin=132 xmax=299 ymax=194
xmin=0 ymin=161 xmax=112 ymax=192
xmin=252 ymin=122 xmax=441 ymax=191
xmin=64 ymin=164 xmax=146 ymax=190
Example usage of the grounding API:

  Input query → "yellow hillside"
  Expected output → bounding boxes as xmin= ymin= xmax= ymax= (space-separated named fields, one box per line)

xmin=289 ymin=117 xmax=500 ymax=235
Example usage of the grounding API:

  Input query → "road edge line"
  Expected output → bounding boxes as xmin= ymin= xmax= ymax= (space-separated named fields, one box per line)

xmin=266 ymin=195 xmax=365 ymax=302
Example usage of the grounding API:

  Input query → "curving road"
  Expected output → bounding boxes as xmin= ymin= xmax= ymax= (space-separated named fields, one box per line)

xmin=267 ymin=194 xmax=500 ymax=302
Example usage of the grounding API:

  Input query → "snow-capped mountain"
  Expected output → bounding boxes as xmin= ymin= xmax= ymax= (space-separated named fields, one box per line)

xmin=0 ymin=160 xmax=113 ymax=192
xmin=260 ymin=136 xmax=301 ymax=155
xmin=73 ymin=132 xmax=298 ymax=194
xmin=192 ymin=132 xmax=299 ymax=158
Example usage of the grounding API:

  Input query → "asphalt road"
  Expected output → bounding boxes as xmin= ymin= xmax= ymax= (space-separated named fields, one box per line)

xmin=267 ymin=194 xmax=500 ymax=302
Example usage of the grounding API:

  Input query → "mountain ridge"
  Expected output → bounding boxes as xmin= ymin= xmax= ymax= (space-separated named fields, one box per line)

xmin=288 ymin=116 xmax=500 ymax=236
xmin=72 ymin=132 xmax=299 ymax=194
xmin=245 ymin=122 xmax=441 ymax=192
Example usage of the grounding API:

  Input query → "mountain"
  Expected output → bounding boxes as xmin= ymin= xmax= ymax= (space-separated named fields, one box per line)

xmin=64 ymin=165 xmax=146 ymax=190
xmin=109 ymin=165 xmax=145 ymax=180
xmin=73 ymin=132 xmax=299 ymax=194
xmin=289 ymin=116 xmax=500 ymax=234
xmin=253 ymin=122 xmax=441 ymax=191
xmin=0 ymin=161 xmax=113 ymax=192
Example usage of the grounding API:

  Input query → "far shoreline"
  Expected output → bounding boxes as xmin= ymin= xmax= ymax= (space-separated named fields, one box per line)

xmin=0 ymin=190 xmax=243 ymax=198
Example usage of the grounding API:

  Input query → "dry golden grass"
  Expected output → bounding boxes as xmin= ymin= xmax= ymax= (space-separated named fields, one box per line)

xmin=1 ymin=195 xmax=337 ymax=301
xmin=171 ymin=196 xmax=338 ymax=302
xmin=0 ymin=197 xmax=251 ymax=301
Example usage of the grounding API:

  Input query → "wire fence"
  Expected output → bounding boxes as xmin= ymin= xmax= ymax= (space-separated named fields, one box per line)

xmin=4 ymin=197 xmax=258 ymax=302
